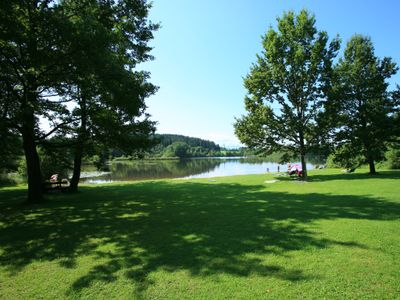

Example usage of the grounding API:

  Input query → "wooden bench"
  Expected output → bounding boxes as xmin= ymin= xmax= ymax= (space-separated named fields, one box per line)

xmin=42 ymin=179 xmax=70 ymax=192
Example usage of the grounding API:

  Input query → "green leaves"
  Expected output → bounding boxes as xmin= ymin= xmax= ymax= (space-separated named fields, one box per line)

xmin=236 ymin=10 xmax=339 ymax=176
xmin=0 ymin=0 xmax=159 ymax=198
xmin=329 ymin=35 xmax=399 ymax=173
xmin=236 ymin=11 xmax=399 ymax=176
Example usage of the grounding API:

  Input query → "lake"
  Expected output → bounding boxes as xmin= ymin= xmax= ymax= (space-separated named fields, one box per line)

xmin=80 ymin=157 xmax=315 ymax=183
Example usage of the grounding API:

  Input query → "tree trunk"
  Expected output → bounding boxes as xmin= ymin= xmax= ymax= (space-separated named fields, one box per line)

xmin=300 ymin=152 xmax=308 ymax=180
xmin=70 ymin=93 xmax=87 ymax=192
xmin=368 ymin=157 xmax=376 ymax=174
xmin=365 ymin=143 xmax=377 ymax=174
xmin=19 ymin=10 xmax=44 ymax=203
xmin=21 ymin=111 xmax=43 ymax=203
xmin=69 ymin=141 xmax=83 ymax=192
xmin=299 ymin=131 xmax=308 ymax=180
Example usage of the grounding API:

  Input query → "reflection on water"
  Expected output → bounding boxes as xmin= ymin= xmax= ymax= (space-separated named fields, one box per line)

xmin=81 ymin=157 xmax=314 ymax=183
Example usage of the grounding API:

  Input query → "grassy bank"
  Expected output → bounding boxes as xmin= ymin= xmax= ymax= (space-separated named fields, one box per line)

xmin=1 ymin=169 xmax=400 ymax=299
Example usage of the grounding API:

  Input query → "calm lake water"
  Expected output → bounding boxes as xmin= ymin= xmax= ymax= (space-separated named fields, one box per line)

xmin=80 ymin=157 xmax=314 ymax=184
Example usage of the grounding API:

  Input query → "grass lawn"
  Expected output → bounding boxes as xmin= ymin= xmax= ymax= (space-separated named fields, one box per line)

xmin=1 ymin=169 xmax=400 ymax=299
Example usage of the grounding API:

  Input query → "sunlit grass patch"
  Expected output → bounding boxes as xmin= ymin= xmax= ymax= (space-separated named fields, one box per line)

xmin=1 ymin=170 xmax=400 ymax=299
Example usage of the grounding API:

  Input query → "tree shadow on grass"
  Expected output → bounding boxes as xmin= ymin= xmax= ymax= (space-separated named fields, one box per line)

xmin=275 ymin=170 xmax=400 ymax=182
xmin=1 ymin=180 xmax=400 ymax=298
xmin=314 ymin=170 xmax=400 ymax=181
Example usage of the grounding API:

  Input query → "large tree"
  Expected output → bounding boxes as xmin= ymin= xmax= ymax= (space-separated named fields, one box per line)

xmin=0 ymin=0 xmax=158 ymax=202
xmin=329 ymin=35 xmax=399 ymax=174
xmin=59 ymin=0 xmax=158 ymax=192
xmin=0 ymin=1 xmax=74 ymax=202
xmin=235 ymin=10 xmax=340 ymax=179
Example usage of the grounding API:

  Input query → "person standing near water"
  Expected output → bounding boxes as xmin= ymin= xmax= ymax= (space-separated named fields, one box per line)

xmin=277 ymin=165 xmax=280 ymax=173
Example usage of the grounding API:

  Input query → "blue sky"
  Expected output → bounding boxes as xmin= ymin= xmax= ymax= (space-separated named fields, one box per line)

xmin=142 ymin=0 xmax=400 ymax=148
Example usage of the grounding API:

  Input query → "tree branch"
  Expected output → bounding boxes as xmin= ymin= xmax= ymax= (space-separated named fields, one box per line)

xmin=36 ymin=118 xmax=79 ymax=141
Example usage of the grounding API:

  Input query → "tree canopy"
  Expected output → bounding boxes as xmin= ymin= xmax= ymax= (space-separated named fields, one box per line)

xmin=235 ymin=10 xmax=340 ymax=179
xmin=0 ymin=0 xmax=158 ymax=202
xmin=328 ymin=35 xmax=399 ymax=173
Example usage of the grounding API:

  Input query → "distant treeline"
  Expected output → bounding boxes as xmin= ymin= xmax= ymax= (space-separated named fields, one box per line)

xmin=148 ymin=134 xmax=246 ymax=158
xmin=3 ymin=133 xmax=399 ymax=186
xmin=99 ymin=135 xmax=346 ymax=162
xmin=157 ymin=134 xmax=220 ymax=151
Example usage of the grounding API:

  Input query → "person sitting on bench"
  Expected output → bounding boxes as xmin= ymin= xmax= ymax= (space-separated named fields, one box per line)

xmin=50 ymin=174 xmax=59 ymax=183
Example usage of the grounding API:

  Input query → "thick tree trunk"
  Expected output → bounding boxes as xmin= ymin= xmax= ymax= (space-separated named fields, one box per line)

xmin=20 ymin=10 xmax=44 ymax=203
xmin=365 ymin=143 xmax=377 ymax=174
xmin=70 ymin=94 xmax=87 ymax=192
xmin=299 ymin=131 xmax=308 ymax=180
xmin=300 ymin=152 xmax=308 ymax=180
xmin=69 ymin=142 xmax=83 ymax=192
xmin=368 ymin=157 xmax=376 ymax=174
xmin=21 ymin=111 xmax=43 ymax=203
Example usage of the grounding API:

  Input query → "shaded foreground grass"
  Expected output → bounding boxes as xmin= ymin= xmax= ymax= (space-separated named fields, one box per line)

xmin=1 ymin=169 xmax=400 ymax=299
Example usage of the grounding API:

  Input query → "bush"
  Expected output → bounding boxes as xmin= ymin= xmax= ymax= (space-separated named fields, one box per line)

xmin=0 ymin=171 xmax=18 ymax=186
xmin=385 ymin=147 xmax=400 ymax=169
xmin=40 ymin=152 xmax=71 ymax=179
xmin=17 ymin=148 xmax=72 ymax=182
xmin=327 ymin=145 xmax=364 ymax=169
xmin=326 ymin=154 xmax=341 ymax=168
xmin=162 ymin=142 xmax=189 ymax=158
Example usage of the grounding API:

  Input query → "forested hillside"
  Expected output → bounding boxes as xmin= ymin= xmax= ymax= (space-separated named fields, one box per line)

xmin=150 ymin=134 xmax=230 ymax=158
xmin=157 ymin=134 xmax=220 ymax=150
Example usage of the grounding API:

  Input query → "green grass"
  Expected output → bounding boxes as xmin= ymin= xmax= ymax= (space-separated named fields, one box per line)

xmin=1 ymin=169 xmax=400 ymax=299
